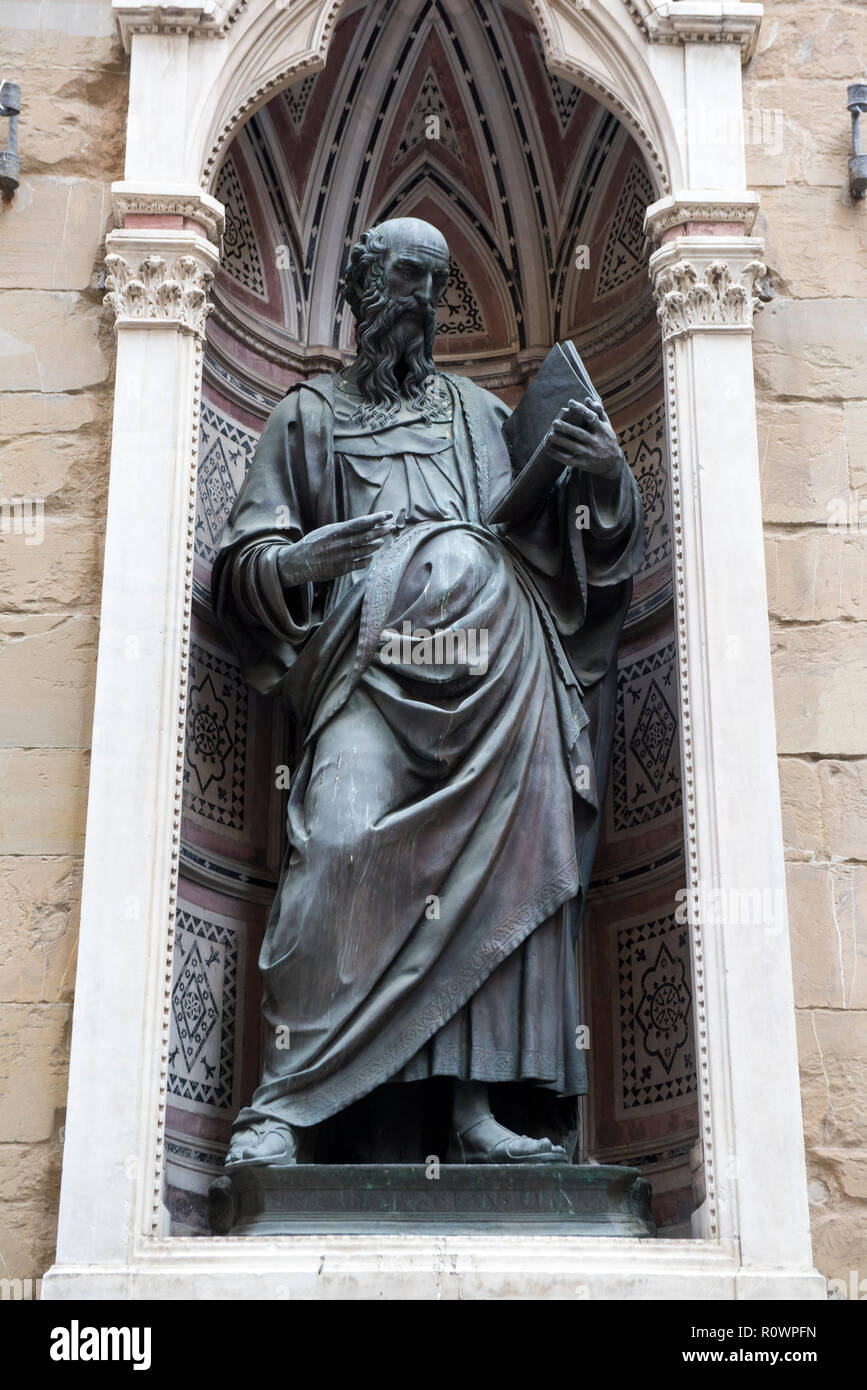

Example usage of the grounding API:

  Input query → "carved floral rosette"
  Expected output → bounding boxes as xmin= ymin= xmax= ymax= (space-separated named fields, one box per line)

xmin=651 ymin=255 xmax=769 ymax=342
xmin=105 ymin=252 xmax=215 ymax=336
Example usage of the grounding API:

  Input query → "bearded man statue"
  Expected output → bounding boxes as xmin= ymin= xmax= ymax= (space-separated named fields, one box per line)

xmin=212 ymin=217 xmax=644 ymax=1168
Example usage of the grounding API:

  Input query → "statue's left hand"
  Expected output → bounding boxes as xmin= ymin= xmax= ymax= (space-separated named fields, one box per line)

xmin=544 ymin=399 xmax=624 ymax=483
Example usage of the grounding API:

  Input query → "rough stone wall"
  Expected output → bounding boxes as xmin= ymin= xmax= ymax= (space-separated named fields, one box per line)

xmin=0 ymin=0 xmax=862 ymax=1294
xmin=745 ymin=0 xmax=867 ymax=1292
xmin=0 ymin=0 xmax=127 ymax=1287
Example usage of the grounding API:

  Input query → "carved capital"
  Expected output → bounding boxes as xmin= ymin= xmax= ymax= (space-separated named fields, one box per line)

xmin=649 ymin=239 xmax=769 ymax=342
xmin=104 ymin=231 xmax=219 ymax=336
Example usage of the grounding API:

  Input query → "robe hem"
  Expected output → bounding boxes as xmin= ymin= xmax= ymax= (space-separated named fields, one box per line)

xmin=236 ymin=854 xmax=580 ymax=1130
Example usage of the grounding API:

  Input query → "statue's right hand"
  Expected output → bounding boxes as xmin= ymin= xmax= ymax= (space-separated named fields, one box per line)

xmin=276 ymin=511 xmax=396 ymax=586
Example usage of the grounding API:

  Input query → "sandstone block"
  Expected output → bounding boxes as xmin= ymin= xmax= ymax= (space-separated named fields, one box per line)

xmin=844 ymin=401 xmax=867 ymax=492
xmin=749 ymin=4 xmax=867 ymax=83
xmin=0 ymin=433 xmax=109 ymax=515
xmin=816 ymin=759 xmax=867 ymax=862
xmin=0 ymin=1142 xmax=62 ymax=1205
xmin=0 ymin=391 xmax=102 ymax=437
xmin=0 ymin=178 xmax=110 ymax=292
xmin=770 ymin=622 xmax=867 ymax=755
xmin=796 ymin=1008 xmax=867 ymax=1150
xmin=779 ymin=756 xmax=867 ymax=862
xmin=754 ymin=300 xmax=867 ymax=401
xmin=0 ymin=749 xmax=90 ymax=855
xmin=758 ymin=401 xmax=848 ymax=523
xmin=2 ymin=1 xmax=122 ymax=69
xmin=0 ymin=615 xmax=98 ymax=748
xmin=0 ymin=518 xmax=104 ymax=612
xmin=811 ymin=1147 xmax=867 ymax=1203
xmin=778 ymin=756 xmax=822 ymax=859
xmin=0 ymin=1197 xmax=59 ymax=1287
xmin=764 ymin=531 xmax=867 ymax=622
xmin=0 ymin=1003 xmax=71 ymax=1143
xmin=20 ymin=66 xmax=128 ymax=181
xmin=746 ymin=78 xmax=854 ymax=189
xmin=0 ymin=290 xmax=111 ymax=393
xmin=0 ymin=857 xmax=81 ymax=1004
xmin=808 ymin=1204 xmax=867 ymax=1292
xmin=786 ymin=862 xmax=867 ymax=1009
xmin=758 ymin=188 xmax=867 ymax=301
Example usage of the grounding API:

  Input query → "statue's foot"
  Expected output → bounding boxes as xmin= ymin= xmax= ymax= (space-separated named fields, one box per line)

xmin=446 ymin=1114 xmax=567 ymax=1165
xmin=226 ymin=1118 xmax=298 ymax=1168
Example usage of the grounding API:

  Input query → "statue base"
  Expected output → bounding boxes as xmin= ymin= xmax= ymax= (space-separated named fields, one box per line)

xmin=209 ymin=1163 xmax=655 ymax=1237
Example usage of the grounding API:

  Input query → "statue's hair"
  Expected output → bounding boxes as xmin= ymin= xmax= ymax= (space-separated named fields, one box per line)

xmin=343 ymin=225 xmax=388 ymax=322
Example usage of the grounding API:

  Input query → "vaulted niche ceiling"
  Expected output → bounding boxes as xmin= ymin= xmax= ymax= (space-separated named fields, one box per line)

xmin=206 ymin=0 xmax=661 ymax=405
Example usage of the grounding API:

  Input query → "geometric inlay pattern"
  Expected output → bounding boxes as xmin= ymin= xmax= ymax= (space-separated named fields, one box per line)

xmin=282 ymin=73 xmax=317 ymax=131
xmin=168 ymin=909 xmax=240 ymax=1111
xmin=596 ymin=160 xmax=655 ymax=296
xmin=393 ymin=65 xmax=462 ymax=165
xmin=183 ymin=641 xmax=247 ymax=830
xmin=172 ymin=939 xmax=218 ymax=1071
xmin=612 ymin=641 xmax=682 ymax=831
xmin=618 ymin=404 xmax=670 ymax=574
xmin=195 ymin=405 xmax=259 ymax=566
xmin=618 ymin=913 xmax=696 ymax=1109
xmin=535 ymin=37 xmax=581 ymax=130
xmin=630 ymin=677 xmax=677 ymax=792
xmin=215 ymin=156 xmax=266 ymax=299
xmin=436 ymin=261 xmax=485 ymax=336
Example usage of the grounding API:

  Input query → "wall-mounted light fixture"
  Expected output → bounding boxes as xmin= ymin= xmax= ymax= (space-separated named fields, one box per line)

xmin=848 ymin=83 xmax=867 ymax=199
xmin=0 ymin=81 xmax=21 ymax=199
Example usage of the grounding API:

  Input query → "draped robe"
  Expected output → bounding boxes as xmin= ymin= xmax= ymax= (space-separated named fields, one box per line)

xmin=212 ymin=370 xmax=644 ymax=1133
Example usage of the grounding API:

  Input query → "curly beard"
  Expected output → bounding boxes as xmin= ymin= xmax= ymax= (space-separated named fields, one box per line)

xmin=352 ymin=279 xmax=445 ymax=427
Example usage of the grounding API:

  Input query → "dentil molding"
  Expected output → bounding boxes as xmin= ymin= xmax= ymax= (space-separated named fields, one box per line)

xmin=640 ymin=2 xmax=764 ymax=61
xmin=649 ymin=238 xmax=768 ymax=341
xmin=111 ymin=183 xmax=226 ymax=246
xmin=111 ymin=2 xmax=763 ymax=60
xmin=644 ymin=192 xmax=761 ymax=248
xmin=105 ymin=230 xmax=219 ymax=336
xmin=112 ymin=0 xmax=245 ymax=47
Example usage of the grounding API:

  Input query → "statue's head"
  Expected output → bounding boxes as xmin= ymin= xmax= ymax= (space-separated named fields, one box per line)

xmin=343 ymin=217 xmax=450 ymax=417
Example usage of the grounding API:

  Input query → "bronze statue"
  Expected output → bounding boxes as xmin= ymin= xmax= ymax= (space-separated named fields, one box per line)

xmin=212 ymin=217 xmax=644 ymax=1168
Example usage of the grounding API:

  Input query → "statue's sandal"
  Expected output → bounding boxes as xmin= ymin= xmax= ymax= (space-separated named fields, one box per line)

xmin=446 ymin=1116 xmax=567 ymax=1164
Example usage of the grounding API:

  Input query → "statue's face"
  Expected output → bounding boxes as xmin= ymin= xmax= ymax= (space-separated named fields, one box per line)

xmin=348 ymin=218 xmax=450 ymax=413
xmin=377 ymin=221 xmax=449 ymax=336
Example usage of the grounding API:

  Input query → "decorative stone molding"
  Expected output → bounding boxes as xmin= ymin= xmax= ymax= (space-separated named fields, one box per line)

xmin=112 ymin=183 xmax=226 ymax=246
xmin=112 ymin=0 xmax=245 ymax=48
xmin=644 ymin=192 xmax=760 ymax=249
xmin=105 ymin=231 xmax=219 ymax=336
xmin=113 ymin=0 xmax=762 ymax=58
xmin=639 ymin=1 xmax=764 ymax=62
xmin=649 ymin=239 xmax=768 ymax=341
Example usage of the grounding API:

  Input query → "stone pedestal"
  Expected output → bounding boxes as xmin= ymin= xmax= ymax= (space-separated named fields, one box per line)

xmin=209 ymin=1163 xmax=655 ymax=1238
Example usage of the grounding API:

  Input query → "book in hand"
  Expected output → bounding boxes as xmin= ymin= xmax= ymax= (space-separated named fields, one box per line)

xmin=487 ymin=341 xmax=603 ymax=526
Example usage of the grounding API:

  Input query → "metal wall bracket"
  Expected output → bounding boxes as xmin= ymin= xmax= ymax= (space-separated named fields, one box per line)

xmin=0 ymin=80 xmax=20 ymax=198
xmin=848 ymin=83 xmax=867 ymax=199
